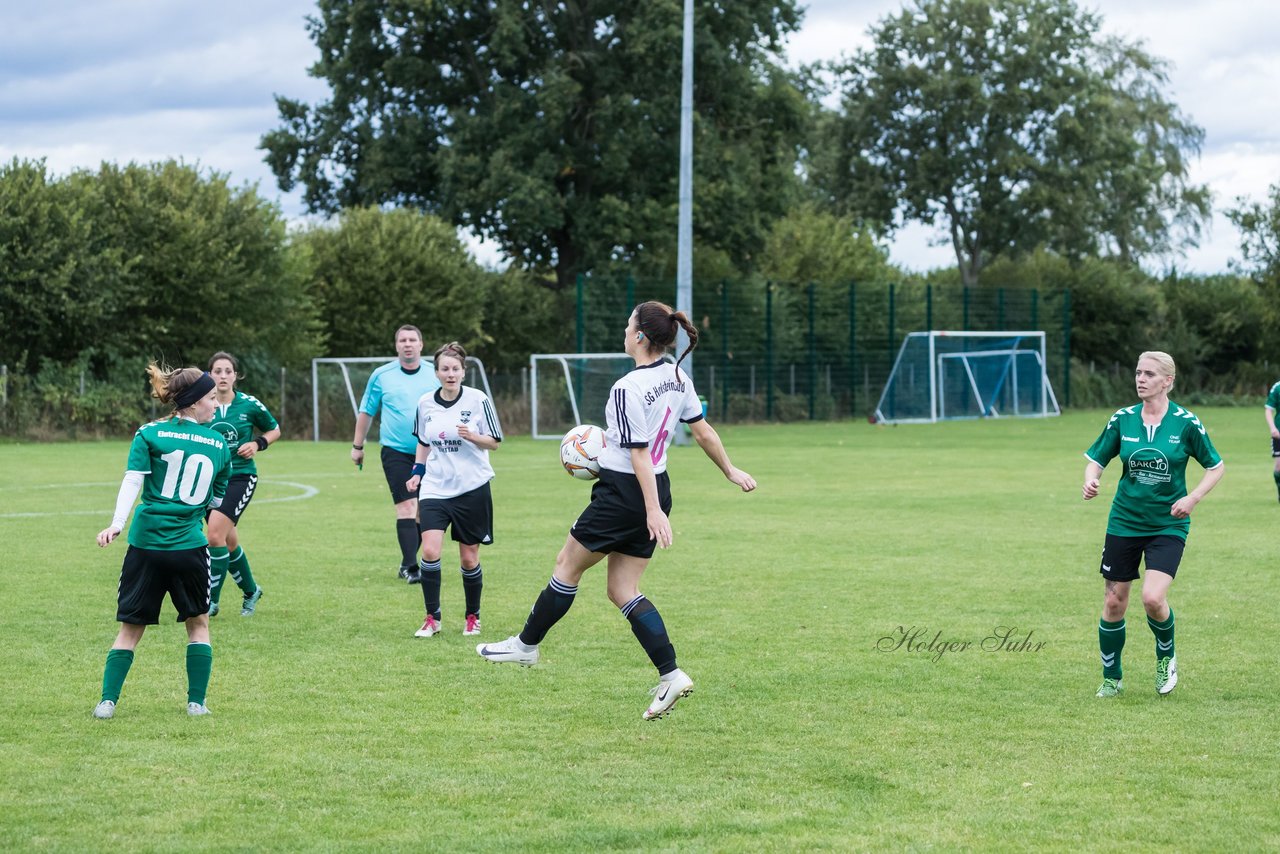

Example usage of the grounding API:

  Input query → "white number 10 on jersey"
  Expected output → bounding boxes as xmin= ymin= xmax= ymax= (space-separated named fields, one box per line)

xmin=158 ymin=449 xmax=216 ymax=505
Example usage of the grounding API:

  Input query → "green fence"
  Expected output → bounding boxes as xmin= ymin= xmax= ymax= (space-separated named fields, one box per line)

xmin=0 ymin=279 xmax=1072 ymax=439
xmin=575 ymin=275 xmax=1072 ymax=422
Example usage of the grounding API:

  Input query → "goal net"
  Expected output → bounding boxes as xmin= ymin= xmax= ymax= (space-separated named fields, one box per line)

xmin=311 ymin=356 xmax=500 ymax=441
xmin=530 ymin=353 xmax=664 ymax=439
xmin=874 ymin=331 xmax=1060 ymax=424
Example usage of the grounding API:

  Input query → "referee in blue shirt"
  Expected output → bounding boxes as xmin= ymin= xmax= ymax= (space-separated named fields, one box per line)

xmin=351 ymin=325 xmax=442 ymax=581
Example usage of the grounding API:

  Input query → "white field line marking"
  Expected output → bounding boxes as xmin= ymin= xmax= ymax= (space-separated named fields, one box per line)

xmin=0 ymin=480 xmax=319 ymax=519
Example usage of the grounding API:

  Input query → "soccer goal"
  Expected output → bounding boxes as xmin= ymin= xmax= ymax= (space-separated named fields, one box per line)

xmin=530 ymin=353 xmax=663 ymax=439
xmin=311 ymin=356 xmax=499 ymax=441
xmin=874 ymin=331 xmax=1060 ymax=424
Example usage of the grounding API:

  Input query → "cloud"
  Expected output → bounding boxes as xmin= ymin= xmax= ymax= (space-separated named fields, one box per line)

xmin=785 ymin=0 xmax=1280 ymax=270
xmin=0 ymin=1 xmax=325 ymax=121
xmin=1099 ymin=3 xmax=1280 ymax=154
xmin=786 ymin=2 xmax=876 ymax=66
xmin=0 ymin=0 xmax=327 ymax=214
xmin=0 ymin=106 xmax=278 ymax=184
xmin=0 ymin=1 xmax=317 ymax=76
xmin=3 ymin=0 xmax=1276 ymax=271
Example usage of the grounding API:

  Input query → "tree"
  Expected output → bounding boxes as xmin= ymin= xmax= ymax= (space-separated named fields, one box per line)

xmin=261 ymin=0 xmax=809 ymax=289
xmin=759 ymin=203 xmax=895 ymax=288
xmin=1159 ymin=273 xmax=1266 ymax=384
xmin=0 ymin=158 xmax=126 ymax=372
xmin=81 ymin=161 xmax=324 ymax=371
xmin=1227 ymin=183 xmax=1280 ymax=364
xmin=294 ymin=206 xmax=491 ymax=356
xmin=1229 ymin=183 xmax=1280 ymax=281
xmin=0 ymin=158 xmax=321 ymax=374
xmin=757 ymin=204 xmax=899 ymax=381
xmin=820 ymin=0 xmax=1209 ymax=285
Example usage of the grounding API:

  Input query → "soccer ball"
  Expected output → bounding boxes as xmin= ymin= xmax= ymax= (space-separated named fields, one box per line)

xmin=561 ymin=424 xmax=605 ymax=480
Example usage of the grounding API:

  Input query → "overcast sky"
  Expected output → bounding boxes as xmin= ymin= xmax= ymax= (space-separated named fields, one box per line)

xmin=3 ymin=0 xmax=1277 ymax=274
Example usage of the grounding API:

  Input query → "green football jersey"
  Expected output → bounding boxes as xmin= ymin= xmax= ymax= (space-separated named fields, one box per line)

xmin=1084 ymin=401 xmax=1223 ymax=540
xmin=1267 ymin=381 xmax=1280 ymax=428
xmin=205 ymin=392 xmax=279 ymax=476
xmin=124 ymin=417 xmax=233 ymax=550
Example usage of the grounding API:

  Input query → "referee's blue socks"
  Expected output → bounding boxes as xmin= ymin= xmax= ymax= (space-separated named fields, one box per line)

xmin=622 ymin=595 xmax=677 ymax=675
xmin=519 ymin=577 xmax=578 ymax=645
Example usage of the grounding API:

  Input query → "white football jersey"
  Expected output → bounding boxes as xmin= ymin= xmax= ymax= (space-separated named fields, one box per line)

xmin=597 ymin=360 xmax=704 ymax=476
xmin=412 ymin=387 xmax=501 ymax=498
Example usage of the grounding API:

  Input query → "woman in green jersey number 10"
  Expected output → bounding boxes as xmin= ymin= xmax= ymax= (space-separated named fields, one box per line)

xmin=93 ymin=363 xmax=232 ymax=720
xmin=205 ymin=351 xmax=281 ymax=617
xmin=1082 ymin=351 xmax=1225 ymax=699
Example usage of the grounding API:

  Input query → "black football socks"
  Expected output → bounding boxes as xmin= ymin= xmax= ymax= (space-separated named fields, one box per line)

xmin=396 ymin=519 xmax=420 ymax=574
xmin=622 ymin=595 xmax=677 ymax=676
xmin=461 ymin=564 xmax=483 ymax=617
xmin=418 ymin=558 xmax=442 ymax=620
xmin=519 ymin=577 xmax=578 ymax=645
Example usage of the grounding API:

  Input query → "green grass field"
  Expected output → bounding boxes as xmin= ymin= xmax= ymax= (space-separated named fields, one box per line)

xmin=2 ymin=409 xmax=1278 ymax=851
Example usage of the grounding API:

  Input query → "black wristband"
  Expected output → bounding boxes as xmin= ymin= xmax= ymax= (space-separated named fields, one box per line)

xmin=352 ymin=443 xmax=364 ymax=450
xmin=255 ymin=436 xmax=270 ymax=451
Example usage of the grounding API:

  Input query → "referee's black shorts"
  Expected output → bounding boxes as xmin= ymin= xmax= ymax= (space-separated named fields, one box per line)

xmin=381 ymin=446 xmax=417 ymax=504
xmin=570 ymin=468 xmax=672 ymax=559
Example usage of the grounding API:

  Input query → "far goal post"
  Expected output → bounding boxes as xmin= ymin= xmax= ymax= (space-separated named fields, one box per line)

xmin=311 ymin=356 xmax=499 ymax=441
xmin=874 ymin=331 xmax=1061 ymax=424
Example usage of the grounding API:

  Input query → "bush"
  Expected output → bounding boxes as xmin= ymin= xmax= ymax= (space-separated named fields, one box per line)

xmin=1 ymin=355 xmax=153 ymax=439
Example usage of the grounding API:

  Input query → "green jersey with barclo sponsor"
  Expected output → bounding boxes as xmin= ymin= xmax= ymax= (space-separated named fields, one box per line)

xmin=1084 ymin=401 xmax=1222 ymax=540
xmin=206 ymin=391 xmax=279 ymax=476
xmin=124 ymin=417 xmax=233 ymax=550
xmin=1266 ymin=381 xmax=1280 ymax=429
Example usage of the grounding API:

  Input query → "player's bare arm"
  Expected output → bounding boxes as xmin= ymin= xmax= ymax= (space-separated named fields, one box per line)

xmin=1082 ymin=460 xmax=1104 ymax=500
xmin=689 ymin=419 xmax=756 ymax=492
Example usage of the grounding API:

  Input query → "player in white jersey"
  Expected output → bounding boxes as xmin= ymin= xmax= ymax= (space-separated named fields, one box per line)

xmin=405 ymin=342 xmax=502 ymax=638
xmin=478 ymin=301 xmax=756 ymax=720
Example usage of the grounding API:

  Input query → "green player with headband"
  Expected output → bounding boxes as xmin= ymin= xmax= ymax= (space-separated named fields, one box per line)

xmin=1263 ymin=378 xmax=1280 ymax=501
xmin=1082 ymin=351 xmax=1224 ymax=699
xmin=93 ymin=362 xmax=233 ymax=719
xmin=205 ymin=351 xmax=281 ymax=617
